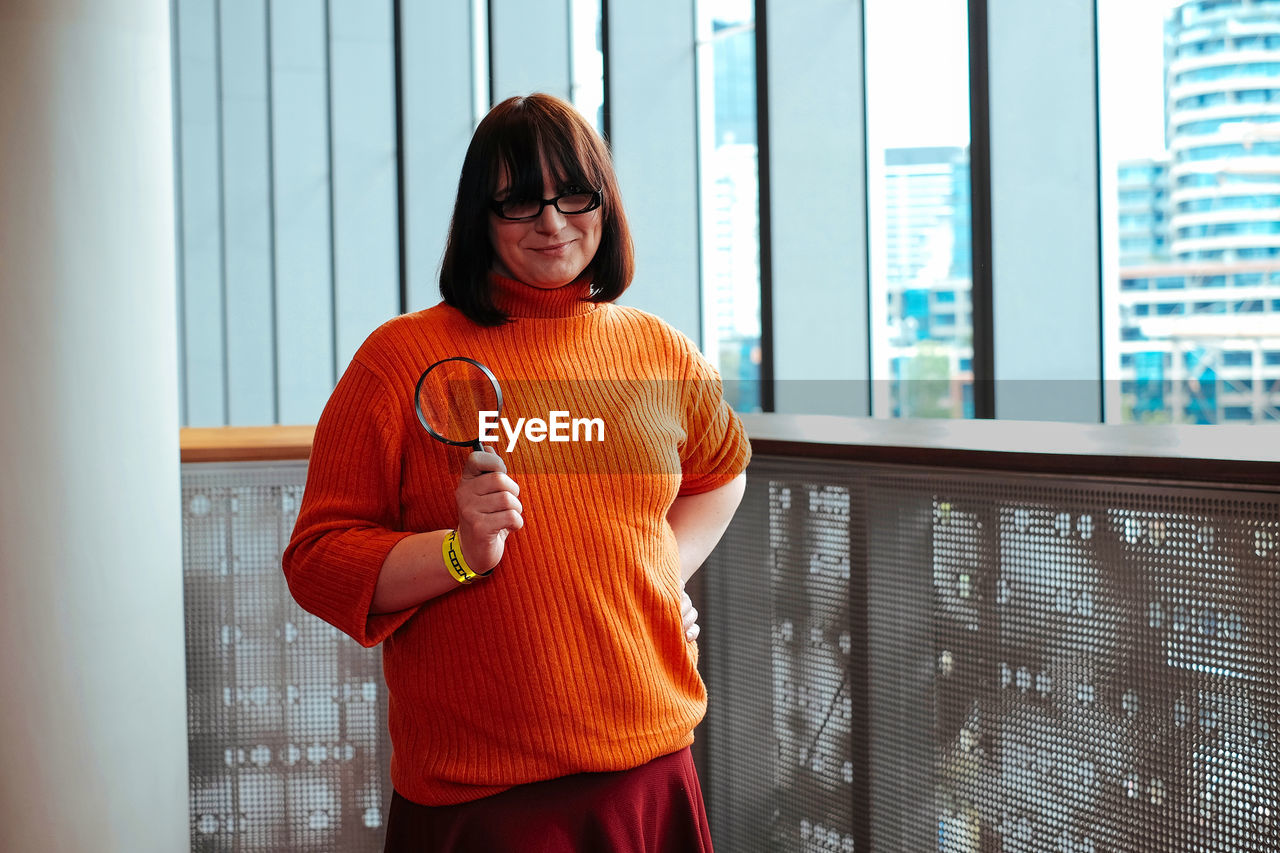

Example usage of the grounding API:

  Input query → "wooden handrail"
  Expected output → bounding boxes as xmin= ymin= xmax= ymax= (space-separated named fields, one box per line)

xmin=179 ymin=417 xmax=1280 ymax=486
xmin=180 ymin=425 xmax=314 ymax=463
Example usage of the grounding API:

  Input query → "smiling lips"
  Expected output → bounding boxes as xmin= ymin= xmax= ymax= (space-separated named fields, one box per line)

xmin=531 ymin=240 xmax=574 ymax=253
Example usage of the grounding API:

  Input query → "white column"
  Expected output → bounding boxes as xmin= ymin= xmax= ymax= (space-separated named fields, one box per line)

xmin=489 ymin=0 xmax=572 ymax=102
xmin=768 ymin=0 xmax=869 ymax=415
xmin=608 ymin=0 xmax=701 ymax=339
xmin=0 ymin=3 xmax=189 ymax=851
xmin=401 ymin=0 xmax=481 ymax=310
xmin=988 ymin=0 xmax=1102 ymax=421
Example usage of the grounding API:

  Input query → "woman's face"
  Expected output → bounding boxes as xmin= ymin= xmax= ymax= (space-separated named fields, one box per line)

xmin=489 ymin=162 xmax=603 ymax=289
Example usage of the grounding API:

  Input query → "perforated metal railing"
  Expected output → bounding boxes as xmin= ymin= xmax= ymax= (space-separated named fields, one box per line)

xmin=181 ymin=450 xmax=1280 ymax=851
xmin=183 ymin=462 xmax=389 ymax=852
xmin=701 ymin=456 xmax=1280 ymax=852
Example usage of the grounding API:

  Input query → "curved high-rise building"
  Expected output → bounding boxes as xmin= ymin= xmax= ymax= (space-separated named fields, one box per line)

xmin=1166 ymin=0 xmax=1280 ymax=262
xmin=1114 ymin=1 xmax=1280 ymax=423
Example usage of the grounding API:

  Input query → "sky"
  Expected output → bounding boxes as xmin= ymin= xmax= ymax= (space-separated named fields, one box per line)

xmin=1099 ymin=0 xmax=1184 ymax=160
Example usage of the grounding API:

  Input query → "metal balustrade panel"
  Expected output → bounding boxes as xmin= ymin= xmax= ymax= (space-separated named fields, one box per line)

xmin=182 ymin=462 xmax=390 ymax=852
xmin=703 ymin=455 xmax=1280 ymax=853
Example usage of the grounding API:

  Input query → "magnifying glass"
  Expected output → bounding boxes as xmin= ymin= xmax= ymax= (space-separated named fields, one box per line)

xmin=413 ymin=357 xmax=504 ymax=452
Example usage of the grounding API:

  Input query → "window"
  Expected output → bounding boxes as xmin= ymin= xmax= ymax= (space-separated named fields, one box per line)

xmin=1101 ymin=0 xmax=1280 ymax=424
xmin=569 ymin=0 xmax=604 ymax=132
xmin=696 ymin=0 xmax=761 ymax=413
xmin=1223 ymin=350 xmax=1254 ymax=366
xmin=866 ymin=0 xmax=972 ymax=418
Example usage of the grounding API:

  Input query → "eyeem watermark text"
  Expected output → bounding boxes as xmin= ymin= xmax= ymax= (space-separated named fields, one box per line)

xmin=479 ymin=411 xmax=605 ymax=452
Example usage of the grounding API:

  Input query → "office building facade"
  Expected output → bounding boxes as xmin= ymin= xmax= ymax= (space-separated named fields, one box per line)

xmin=882 ymin=146 xmax=974 ymax=418
xmin=1117 ymin=0 xmax=1280 ymax=422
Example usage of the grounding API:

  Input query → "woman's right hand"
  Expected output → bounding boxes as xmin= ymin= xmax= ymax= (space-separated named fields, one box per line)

xmin=455 ymin=446 xmax=524 ymax=573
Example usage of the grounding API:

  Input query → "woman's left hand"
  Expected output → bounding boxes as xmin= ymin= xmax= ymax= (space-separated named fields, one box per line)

xmin=680 ymin=588 xmax=700 ymax=642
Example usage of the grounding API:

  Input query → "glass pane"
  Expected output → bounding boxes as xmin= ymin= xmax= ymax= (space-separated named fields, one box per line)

xmin=1101 ymin=0 xmax=1280 ymax=424
xmin=865 ymin=0 xmax=974 ymax=418
xmin=697 ymin=0 xmax=762 ymax=413
xmin=569 ymin=0 xmax=604 ymax=132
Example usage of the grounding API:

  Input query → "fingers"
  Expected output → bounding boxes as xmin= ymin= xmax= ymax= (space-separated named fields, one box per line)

xmin=459 ymin=493 xmax=525 ymax=535
xmin=680 ymin=589 xmax=700 ymax=642
xmin=459 ymin=471 xmax=520 ymax=500
xmin=460 ymin=508 xmax=524 ymax=540
xmin=462 ymin=447 xmax=507 ymax=479
xmin=462 ymin=490 xmax=523 ymax=516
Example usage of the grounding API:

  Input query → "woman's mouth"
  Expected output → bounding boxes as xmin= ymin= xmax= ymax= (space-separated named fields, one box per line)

xmin=531 ymin=241 xmax=573 ymax=254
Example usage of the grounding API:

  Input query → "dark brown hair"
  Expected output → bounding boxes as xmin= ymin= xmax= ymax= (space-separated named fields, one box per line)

xmin=439 ymin=94 xmax=635 ymax=326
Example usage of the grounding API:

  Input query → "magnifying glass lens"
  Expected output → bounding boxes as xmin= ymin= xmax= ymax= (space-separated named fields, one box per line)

xmin=414 ymin=358 xmax=503 ymax=450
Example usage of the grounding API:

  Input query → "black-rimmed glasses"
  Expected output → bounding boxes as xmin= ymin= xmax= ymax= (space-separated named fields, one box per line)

xmin=490 ymin=189 xmax=603 ymax=222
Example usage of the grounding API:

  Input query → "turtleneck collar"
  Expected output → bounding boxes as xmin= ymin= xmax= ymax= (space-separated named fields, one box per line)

xmin=489 ymin=271 xmax=599 ymax=319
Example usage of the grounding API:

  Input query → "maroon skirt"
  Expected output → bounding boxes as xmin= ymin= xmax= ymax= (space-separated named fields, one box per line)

xmin=382 ymin=747 xmax=714 ymax=853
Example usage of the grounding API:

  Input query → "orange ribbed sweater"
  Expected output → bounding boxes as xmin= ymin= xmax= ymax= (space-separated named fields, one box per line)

xmin=282 ymin=274 xmax=751 ymax=806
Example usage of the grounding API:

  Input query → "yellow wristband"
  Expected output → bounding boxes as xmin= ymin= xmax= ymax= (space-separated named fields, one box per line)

xmin=442 ymin=529 xmax=487 ymax=584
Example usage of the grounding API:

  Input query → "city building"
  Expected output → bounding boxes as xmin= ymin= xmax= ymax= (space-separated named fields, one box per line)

xmin=1118 ymin=157 xmax=1171 ymax=265
xmin=882 ymin=146 xmax=974 ymax=417
xmin=1117 ymin=0 xmax=1280 ymax=422
xmin=703 ymin=142 xmax=762 ymax=412
xmin=1165 ymin=0 xmax=1280 ymax=263
xmin=700 ymin=14 xmax=761 ymax=411
xmin=1118 ymin=262 xmax=1280 ymax=422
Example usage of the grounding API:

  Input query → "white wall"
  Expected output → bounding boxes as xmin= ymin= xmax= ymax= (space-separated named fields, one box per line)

xmin=0 ymin=2 xmax=190 ymax=850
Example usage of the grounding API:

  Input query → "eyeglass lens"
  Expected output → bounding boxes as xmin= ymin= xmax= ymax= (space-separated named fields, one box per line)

xmin=497 ymin=191 xmax=598 ymax=221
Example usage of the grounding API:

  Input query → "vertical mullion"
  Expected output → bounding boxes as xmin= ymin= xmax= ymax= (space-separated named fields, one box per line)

xmin=968 ymin=0 xmax=995 ymax=419
xmin=393 ymin=0 xmax=408 ymax=315
xmin=265 ymin=0 xmax=280 ymax=424
xmin=324 ymin=0 xmax=339 ymax=385
xmin=859 ymin=2 xmax=873 ymax=418
xmin=215 ymin=0 xmax=231 ymax=424
xmin=1091 ymin=0 xmax=1105 ymax=422
xmin=172 ymin=0 xmax=189 ymax=426
xmin=486 ymin=0 xmax=496 ymax=108
xmin=600 ymin=0 xmax=611 ymax=142
xmin=755 ymin=0 xmax=774 ymax=413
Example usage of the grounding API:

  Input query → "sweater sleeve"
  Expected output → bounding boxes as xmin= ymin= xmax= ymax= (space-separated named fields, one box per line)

xmin=676 ymin=338 xmax=752 ymax=496
xmin=282 ymin=357 xmax=417 ymax=647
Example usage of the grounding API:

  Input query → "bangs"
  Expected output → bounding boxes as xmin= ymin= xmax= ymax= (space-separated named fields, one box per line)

xmin=492 ymin=113 xmax=603 ymax=201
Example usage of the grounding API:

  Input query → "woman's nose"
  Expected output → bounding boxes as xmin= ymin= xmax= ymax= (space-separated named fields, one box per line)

xmin=533 ymin=202 xmax=567 ymax=233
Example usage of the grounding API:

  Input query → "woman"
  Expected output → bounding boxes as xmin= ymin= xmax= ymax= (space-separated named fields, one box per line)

xmin=283 ymin=93 xmax=750 ymax=851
